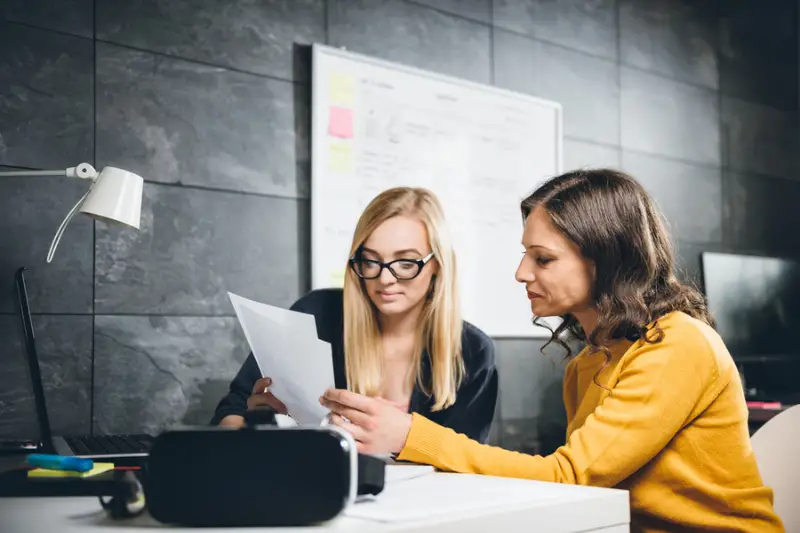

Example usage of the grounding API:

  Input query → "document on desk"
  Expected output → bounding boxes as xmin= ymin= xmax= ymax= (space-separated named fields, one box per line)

xmin=384 ymin=464 xmax=435 ymax=484
xmin=346 ymin=473 xmax=563 ymax=523
xmin=228 ymin=292 xmax=334 ymax=425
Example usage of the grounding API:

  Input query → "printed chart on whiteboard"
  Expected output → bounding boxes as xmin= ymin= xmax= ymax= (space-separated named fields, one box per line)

xmin=310 ymin=44 xmax=563 ymax=338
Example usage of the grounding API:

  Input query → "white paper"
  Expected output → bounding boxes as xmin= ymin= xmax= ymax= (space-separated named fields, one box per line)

xmin=346 ymin=473 xmax=563 ymax=523
xmin=228 ymin=292 xmax=335 ymax=425
xmin=384 ymin=464 xmax=434 ymax=484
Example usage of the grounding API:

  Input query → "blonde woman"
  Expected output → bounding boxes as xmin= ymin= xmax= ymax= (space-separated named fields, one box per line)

xmin=212 ymin=187 xmax=498 ymax=452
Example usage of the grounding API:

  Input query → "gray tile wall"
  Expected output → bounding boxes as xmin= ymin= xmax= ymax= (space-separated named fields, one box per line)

xmin=1 ymin=0 xmax=799 ymax=456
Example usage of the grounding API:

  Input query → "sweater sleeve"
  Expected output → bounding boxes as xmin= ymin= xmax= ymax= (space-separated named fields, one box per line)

xmin=397 ymin=333 xmax=724 ymax=487
xmin=209 ymin=352 xmax=261 ymax=425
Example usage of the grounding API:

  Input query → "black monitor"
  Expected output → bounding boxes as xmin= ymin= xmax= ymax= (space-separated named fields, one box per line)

xmin=701 ymin=252 xmax=800 ymax=362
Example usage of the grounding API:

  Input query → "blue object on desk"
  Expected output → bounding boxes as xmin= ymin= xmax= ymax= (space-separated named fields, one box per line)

xmin=26 ymin=454 xmax=94 ymax=473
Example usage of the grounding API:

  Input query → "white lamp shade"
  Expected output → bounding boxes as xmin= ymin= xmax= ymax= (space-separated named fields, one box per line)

xmin=79 ymin=166 xmax=143 ymax=228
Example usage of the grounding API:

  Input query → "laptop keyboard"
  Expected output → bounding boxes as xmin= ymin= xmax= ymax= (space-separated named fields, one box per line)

xmin=63 ymin=434 xmax=154 ymax=456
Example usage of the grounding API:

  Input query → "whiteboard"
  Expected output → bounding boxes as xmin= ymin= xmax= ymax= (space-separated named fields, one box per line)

xmin=310 ymin=44 xmax=563 ymax=338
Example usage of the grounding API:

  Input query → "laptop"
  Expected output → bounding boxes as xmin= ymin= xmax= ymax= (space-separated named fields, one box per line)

xmin=7 ymin=266 xmax=154 ymax=460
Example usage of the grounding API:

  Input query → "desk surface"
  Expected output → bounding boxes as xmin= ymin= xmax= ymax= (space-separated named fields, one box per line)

xmin=0 ymin=473 xmax=630 ymax=533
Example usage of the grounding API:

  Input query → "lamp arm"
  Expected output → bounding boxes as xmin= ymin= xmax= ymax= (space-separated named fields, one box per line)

xmin=46 ymin=188 xmax=93 ymax=264
xmin=0 ymin=163 xmax=98 ymax=180
xmin=0 ymin=162 xmax=101 ymax=263
xmin=0 ymin=169 xmax=65 ymax=177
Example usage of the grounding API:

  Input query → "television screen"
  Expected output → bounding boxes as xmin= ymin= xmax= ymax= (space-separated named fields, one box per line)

xmin=701 ymin=252 xmax=800 ymax=361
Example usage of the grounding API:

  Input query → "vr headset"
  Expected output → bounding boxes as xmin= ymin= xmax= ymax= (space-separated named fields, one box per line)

xmin=143 ymin=412 xmax=385 ymax=527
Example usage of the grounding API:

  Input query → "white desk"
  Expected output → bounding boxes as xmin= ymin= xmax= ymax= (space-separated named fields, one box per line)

xmin=0 ymin=473 xmax=630 ymax=533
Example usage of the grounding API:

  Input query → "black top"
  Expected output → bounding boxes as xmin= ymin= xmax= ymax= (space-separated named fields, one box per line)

xmin=211 ymin=288 xmax=499 ymax=443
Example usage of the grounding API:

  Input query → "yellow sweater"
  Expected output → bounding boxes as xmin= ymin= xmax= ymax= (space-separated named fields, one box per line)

xmin=397 ymin=311 xmax=784 ymax=532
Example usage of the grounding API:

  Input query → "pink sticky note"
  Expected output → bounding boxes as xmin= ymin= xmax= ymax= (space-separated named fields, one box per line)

xmin=329 ymin=106 xmax=354 ymax=139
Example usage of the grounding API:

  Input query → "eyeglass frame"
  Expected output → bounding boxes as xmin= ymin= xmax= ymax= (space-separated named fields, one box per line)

xmin=348 ymin=250 xmax=436 ymax=281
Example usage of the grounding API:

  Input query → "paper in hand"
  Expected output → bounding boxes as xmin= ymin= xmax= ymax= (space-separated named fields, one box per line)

xmin=228 ymin=292 xmax=335 ymax=425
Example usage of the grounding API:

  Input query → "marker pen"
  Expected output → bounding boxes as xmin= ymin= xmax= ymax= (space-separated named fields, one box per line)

xmin=26 ymin=454 xmax=94 ymax=473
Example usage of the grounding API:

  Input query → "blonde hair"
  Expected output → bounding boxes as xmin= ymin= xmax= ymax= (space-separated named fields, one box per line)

xmin=342 ymin=187 xmax=464 ymax=411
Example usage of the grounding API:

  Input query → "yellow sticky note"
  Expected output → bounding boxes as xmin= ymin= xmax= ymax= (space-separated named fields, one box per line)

xmin=330 ymin=73 xmax=355 ymax=107
xmin=28 ymin=462 xmax=115 ymax=478
xmin=329 ymin=143 xmax=353 ymax=174
xmin=330 ymin=269 xmax=346 ymax=288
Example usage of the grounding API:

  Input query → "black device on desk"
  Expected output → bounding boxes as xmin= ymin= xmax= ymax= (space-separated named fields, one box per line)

xmin=1 ymin=267 xmax=153 ymax=461
xmin=2 ymin=420 xmax=385 ymax=526
xmin=144 ymin=420 xmax=384 ymax=526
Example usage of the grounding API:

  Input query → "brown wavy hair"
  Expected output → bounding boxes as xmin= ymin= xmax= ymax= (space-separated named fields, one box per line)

xmin=521 ymin=169 xmax=714 ymax=362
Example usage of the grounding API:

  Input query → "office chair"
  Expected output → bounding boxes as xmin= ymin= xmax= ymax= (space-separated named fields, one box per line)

xmin=750 ymin=404 xmax=800 ymax=531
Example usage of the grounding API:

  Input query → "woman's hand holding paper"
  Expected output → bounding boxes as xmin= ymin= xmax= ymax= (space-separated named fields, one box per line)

xmin=248 ymin=377 xmax=289 ymax=414
xmin=320 ymin=389 xmax=413 ymax=455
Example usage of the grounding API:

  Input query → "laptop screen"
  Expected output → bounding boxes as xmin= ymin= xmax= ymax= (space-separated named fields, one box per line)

xmin=0 ymin=314 xmax=43 ymax=443
xmin=0 ymin=267 xmax=53 ymax=450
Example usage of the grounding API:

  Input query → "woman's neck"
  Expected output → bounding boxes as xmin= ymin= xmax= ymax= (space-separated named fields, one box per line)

xmin=378 ymin=306 xmax=422 ymax=406
xmin=379 ymin=303 xmax=423 ymax=340
xmin=572 ymin=307 xmax=600 ymax=341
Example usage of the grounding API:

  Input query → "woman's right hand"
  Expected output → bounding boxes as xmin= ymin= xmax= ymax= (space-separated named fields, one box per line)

xmin=247 ymin=376 xmax=289 ymax=414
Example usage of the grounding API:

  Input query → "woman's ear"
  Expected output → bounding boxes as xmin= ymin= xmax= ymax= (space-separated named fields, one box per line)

xmin=430 ymin=256 xmax=440 ymax=275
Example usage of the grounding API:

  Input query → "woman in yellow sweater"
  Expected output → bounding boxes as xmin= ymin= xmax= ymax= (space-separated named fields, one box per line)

xmin=321 ymin=169 xmax=784 ymax=532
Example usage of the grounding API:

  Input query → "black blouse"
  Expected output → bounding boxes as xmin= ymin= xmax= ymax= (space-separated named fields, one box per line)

xmin=211 ymin=288 xmax=498 ymax=443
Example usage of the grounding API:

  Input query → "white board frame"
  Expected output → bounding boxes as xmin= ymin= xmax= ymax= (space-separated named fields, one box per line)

xmin=310 ymin=43 xmax=563 ymax=338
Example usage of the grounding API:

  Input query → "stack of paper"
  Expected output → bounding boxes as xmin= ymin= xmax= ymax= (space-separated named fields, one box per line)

xmin=228 ymin=292 xmax=336 ymax=426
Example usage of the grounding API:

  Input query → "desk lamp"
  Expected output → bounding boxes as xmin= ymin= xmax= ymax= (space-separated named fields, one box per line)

xmin=0 ymin=163 xmax=143 ymax=263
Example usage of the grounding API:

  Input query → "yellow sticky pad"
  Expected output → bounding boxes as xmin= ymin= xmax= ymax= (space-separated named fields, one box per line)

xmin=27 ymin=462 xmax=115 ymax=478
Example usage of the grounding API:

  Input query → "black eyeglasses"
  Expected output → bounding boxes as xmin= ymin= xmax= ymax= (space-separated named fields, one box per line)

xmin=349 ymin=251 xmax=435 ymax=280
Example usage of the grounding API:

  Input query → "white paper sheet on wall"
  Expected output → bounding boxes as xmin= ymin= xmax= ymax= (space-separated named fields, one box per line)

xmin=228 ymin=292 xmax=335 ymax=426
